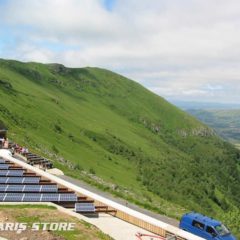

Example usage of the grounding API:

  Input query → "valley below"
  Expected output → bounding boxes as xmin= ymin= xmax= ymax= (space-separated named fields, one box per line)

xmin=188 ymin=109 xmax=240 ymax=147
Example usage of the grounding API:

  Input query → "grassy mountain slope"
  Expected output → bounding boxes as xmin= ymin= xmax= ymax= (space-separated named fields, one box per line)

xmin=0 ymin=59 xmax=240 ymax=236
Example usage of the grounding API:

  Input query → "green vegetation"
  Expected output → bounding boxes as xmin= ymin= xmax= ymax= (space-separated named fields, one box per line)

xmin=0 ymin=59 xmax=240 ymax=237
xmin=0 ymin=119 xmax=7 ymax=129
xmin=0 ymin=204 xmax=112 ymax=240
xmin=0 ymin=204 xmax=56 ymax=209
xmin=188 ymin=109 xmax=240 ymax=145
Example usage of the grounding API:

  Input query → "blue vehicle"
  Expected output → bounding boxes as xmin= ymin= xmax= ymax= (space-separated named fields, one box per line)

xmin=179 ymin=212 xmax=236 ymax=240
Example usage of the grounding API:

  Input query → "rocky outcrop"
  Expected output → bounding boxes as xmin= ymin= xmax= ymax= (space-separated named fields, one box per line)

xmin=178 ymin=127 xmax=216 ymax=137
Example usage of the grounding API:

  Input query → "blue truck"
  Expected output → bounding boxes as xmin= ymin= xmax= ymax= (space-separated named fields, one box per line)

xmin=179 ymin=212 xmax=236 ymax=240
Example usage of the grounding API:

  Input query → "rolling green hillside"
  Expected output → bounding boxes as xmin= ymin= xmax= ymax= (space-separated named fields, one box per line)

xmin=0 ymin=59 xmax=240 ymax=236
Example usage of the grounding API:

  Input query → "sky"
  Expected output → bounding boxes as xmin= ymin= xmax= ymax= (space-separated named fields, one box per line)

xmin=0 ymin=0 xmax=240 ymax=104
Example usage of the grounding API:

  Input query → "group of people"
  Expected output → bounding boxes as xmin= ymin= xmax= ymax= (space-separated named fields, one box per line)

xmin=13 ymin=144 xmax=29 ymax=156
xmin=0 ymin=139 xmax=29 ymax=157
xmin=0 ymin=137 xmax=9 ymax=149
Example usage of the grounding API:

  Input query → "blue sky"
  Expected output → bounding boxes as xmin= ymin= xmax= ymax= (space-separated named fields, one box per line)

xmin=103 ymin=0 xmax=116 ymax=11
xmin=0 ymin=0 xmax=240 ymax=104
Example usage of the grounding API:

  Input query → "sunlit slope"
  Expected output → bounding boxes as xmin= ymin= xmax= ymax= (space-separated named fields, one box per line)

xmin=0 ymin=59 xmax=240 ymax=235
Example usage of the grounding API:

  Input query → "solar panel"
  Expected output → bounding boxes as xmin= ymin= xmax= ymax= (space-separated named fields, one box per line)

xmin=23 ymin=193 xmax=41 ymax=202
xmin=60 ymin=193 xmax=78 ymax=202
xmin=0 ymin=177 xmax=40 ymax=184
xmin=6 ymin=177 xmax=24 ymax=184
xmin=41 ymin=194 xmax=59 ymax=202
xmin=0 ymin=178 xmax=7 ymax=184
xmin=0 ymin=164 xmax=9 ymax=170
xmin=0 ymin=170 xmax=24 ymax=176
xmin=0 ymin=171 xmax=7 ymax=176
xmin=0 ymin=159 xmax=6 ymax=164
xmin=75 ymin=202 xmax=96 ymax=213
xmin=0 ymin=185 xmax=7 ymax=192
xmin=4 ymin=193 xmax=24 ymax=202
xmin=8 ymin=170 xmax=24 ymax=176
xmin=24 ymin=185 xmax=41 ymax=192
xmin=0 ymin=193 xmax=5 ymax=201
xmin=0 ymin=185 xmax=58 ymax=193
xmin=23 ymin=177 xmax=40 ymax=184
xmin=7 ymin=185 xmax=24 ymax=192
xmin=41 ymin=185 xmax=58 ymax=192
xmin=0 ymin=193 xmax=78 ymax=202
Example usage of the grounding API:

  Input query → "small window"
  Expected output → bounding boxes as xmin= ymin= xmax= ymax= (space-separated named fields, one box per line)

xmin=192 ymin=220 xmax=205 ymax=230
xmin=206 ymin=226 xmax=217 ymax=236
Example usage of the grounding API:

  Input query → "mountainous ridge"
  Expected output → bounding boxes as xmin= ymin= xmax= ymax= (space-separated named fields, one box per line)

xmin=0 ymin=59 xmax=239 ymax=236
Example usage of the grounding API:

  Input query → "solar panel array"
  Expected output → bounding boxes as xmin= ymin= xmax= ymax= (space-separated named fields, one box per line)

xmin=60 ymin=194 xmax=78 ymax=202
xmin=0 ymin=193 xmax=77 ymax=202
xmin=75 ymin=202 xmax=96 ymax=213
xmin=0 ymin=158 xmax=81 ymax=206
xmin=0 ymin=177 xmax=40 ymax=184
xmin=0 ymin=164 xmax=10 ymax=170
xmin=0 ymin=170 xmax=24 ymax=176
xmin=0 ymin=184 xmax=58 ymax=192
xmin=23 ymin=177 xmax=41 ymax=184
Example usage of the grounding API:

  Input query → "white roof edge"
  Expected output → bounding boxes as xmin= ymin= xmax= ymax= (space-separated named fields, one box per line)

xmin=0 ymin=149 xmax=204 ymax=240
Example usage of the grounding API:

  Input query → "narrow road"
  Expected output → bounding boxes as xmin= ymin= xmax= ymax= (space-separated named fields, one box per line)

xmin=59 ymin=175 xmax=179 ymax=227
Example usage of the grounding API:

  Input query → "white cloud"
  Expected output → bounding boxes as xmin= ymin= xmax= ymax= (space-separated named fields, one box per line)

xmin=1 ymin=0 xmax=240 ymax=103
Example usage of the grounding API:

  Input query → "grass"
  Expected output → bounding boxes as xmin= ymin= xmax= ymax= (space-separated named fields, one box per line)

xmin=0 ymin=204 xmax=56 ymax=209
xmin=0 ymin=204 xmax=112 ymax=240
xmin=0 ymin=59 xmax=240 ymax=238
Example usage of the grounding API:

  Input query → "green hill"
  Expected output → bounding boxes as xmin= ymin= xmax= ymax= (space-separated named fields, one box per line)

xmin=0 ymin=59 xmax=240 ymax=236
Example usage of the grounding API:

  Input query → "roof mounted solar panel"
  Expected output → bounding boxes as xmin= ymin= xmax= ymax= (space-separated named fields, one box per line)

xmin=0 ymin=164 xmax=9 ymax=170
xmin=60 ymin=193 xmax=78 ymax=202
xmin=41 ymin=194 xmax=59 ymax=202
xmin=0 ymin=193 xmax=5 ymax=201
xmin=24 ymin=185 xmax=41 ymax=192
xmin=0 ymin=185 xmax=57 ymax=193
xmin=0 ymin=177 xmax=7 ymax=184
xmin=0 ymin=159 xmax=6 ymax=164
xmin=0 ymin=171 xmax=8 ymax=176
xmin=8 ymin=170 xmax=24 ymax=176
xmin=75 ymin=202 xmax=96 ymax=213
xmin=6 ymin=177 xmax=24 ymax=184
xmin=23 ymin=177 xmax=40 ymax=184
xmin=23 ymin=193 xmax=41 ymax=202
xmin=4 ymin=193 xmax=24 ymax=202
xmin=0 ymin=185 xmax=7 ymax=192
xmin=7 ymin=185 xmax=24 ymax=192
xmin=0 ymin=170 xmax=24 ymax=176
xmin=41 ymin=185 xmax=58 ymax=192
